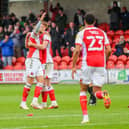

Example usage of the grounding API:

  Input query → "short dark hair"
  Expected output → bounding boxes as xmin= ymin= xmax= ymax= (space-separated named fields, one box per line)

xmin=85 ymin=14 xmax=95 ymax=25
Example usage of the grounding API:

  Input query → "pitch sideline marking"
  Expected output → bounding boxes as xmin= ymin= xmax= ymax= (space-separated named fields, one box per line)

xmin=1 ymin=121 xmax=129 ymax=129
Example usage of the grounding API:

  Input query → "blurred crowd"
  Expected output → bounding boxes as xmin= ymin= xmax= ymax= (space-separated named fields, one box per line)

xmin=0 ymin=1 xmax=129 ymax=69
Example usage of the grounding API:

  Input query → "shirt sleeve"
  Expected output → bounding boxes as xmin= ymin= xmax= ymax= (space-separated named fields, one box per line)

xmin=43 ymin=34 xmax=51 ymax=42
xmin=75 ymin=31 xmax=83 ymax=46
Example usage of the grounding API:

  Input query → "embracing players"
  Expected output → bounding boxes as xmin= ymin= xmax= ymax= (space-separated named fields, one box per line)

xmin=20 ymin=13 xmax=48 ymax=110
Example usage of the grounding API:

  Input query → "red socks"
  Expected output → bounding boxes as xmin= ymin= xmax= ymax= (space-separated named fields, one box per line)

xmin=49 ymin=89 xmax=56 ymax=101
xmin=80 ymin=92 xmax=88 ymax=115
xmin=42 ymin=91 xmax=48 ymax=103
xmin=95 ymin=91 xmax=103 ymax=99
xmin=34 ymin=86 xmax=43 ymax=98
xmin=22 ymin=87 xmax=30 ymax=102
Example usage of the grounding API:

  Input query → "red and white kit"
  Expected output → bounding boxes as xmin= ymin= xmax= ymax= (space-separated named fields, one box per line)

xmin=25 ymin=32 xmax=43 ymax=78
xmin=75 ymin=26 xmax=109 ymax=86
xmin=40 ymin=32 xmax=53 ymax=79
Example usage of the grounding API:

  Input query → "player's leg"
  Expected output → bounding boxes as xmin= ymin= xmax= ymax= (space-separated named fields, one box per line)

xmin=79 ymin=66 xmax=92 ymax=124
xmin=31 ymin=60 xmax=44 ymax=109
xmin=20 ymin=77 xmax=34 ymax=110
xmin=87 ymin=85 xmax=96 ymax=105
xmin=80 ymin=81 xmax=89 ymax=124
xmin=31 ymin=75 xmax=44 ymax=109
xmin=47 ymin=78 xmax=58 ymax=109
xmin=44 ymin=63 xmax=58 ymax=109
xmin=92 ymin=68 xmax=111 ymax=109
xmin=20 ymin=58 xmax=35 ymax=110
xmin=40 ymin=64 xmax=49 ymax=109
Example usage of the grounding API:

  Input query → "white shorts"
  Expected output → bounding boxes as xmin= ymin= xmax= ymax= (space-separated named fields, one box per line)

xmin=25 ymin=58 xmax=43 ymax=78
xmin=44 ymin=63 xmax=53 ymax=79
xmin=80 ymin=66 xmax=106 ymax=87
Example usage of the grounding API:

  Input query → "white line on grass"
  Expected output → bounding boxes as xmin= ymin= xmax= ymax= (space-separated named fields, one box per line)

xmin=1 ymin=122 xmax=129 ymax=129
xmin=0 ymin=112 xmax=129 ymax=120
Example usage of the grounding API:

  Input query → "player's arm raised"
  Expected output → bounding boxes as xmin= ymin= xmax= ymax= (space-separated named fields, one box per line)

xmin=32 ymin=12 xmax=46 ymax=36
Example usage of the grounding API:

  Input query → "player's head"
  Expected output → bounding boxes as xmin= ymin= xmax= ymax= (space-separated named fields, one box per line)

xmin=39 ymin=21 xmax=48 ymax=33
xmin=84 ymin=14 xmax=95 ymax=26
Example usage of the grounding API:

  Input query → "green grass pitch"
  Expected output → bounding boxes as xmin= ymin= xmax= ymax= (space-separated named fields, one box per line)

xmin=0 ymin=83 xmax=129 ymax=129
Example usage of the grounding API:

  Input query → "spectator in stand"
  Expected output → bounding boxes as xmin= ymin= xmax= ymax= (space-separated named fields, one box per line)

xmin=55 ymin=7 xmax=67 ymax=34
xmin=123 ymin=40 xmax=129 ymax=56
xmin=0 ymin=26 xmax=4 ymax=41
xmin=113 ymin=35 xmax=125 ymax=57
xmin=10 ymin=25 xmax=22 ymax=58
xmin=108 ymin=1 xmax=121 ymax=30
xmin=50 ymin=21 xmax=62 ymax=57
xmin=21 ymin=25 xmax=31 ymax=57
xmin=28 ymin=10 xmax=36 ymax=23
xmin=1 ymin=15 xmax=10 ymax=28
xmin=121 ymin=6 xmax=129 ymax=30
xmin=74 ymin=9 xmax=84 ymax=29
xmin=9 ymin=13 xmax=19 ymax=26
xmin=65 ymin=22 xmax=78 ymax=57
xmin=49 ymin=1 xmax=61 ymax=21
xmin=0 ymin=32 xmax=14 ymax=67
xmin=7 ymin=24 xmax=14 ymax=35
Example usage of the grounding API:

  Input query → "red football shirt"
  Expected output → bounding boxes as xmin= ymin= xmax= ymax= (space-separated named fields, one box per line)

xmin=75 ymin=26 xmax=110 ymax=67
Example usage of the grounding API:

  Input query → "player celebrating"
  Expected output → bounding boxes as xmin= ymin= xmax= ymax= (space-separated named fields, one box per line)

xmin=72 ymin=14 xmax=111 ymax=124
xmin=41 ymin=32 xmax=58 ymax=109
xmin=20 ymin=13 xmax=47 ymax=110
xmin=28 ymin=27 xmax=58 ymax=109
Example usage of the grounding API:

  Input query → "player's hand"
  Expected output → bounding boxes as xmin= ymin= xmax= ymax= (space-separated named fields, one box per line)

xmin=40 ymin=12 xmax=46 ymax=21
xmin=72 ymin=67 xmax=76 ymax=80
xmin=28 ymin=41 xmax=33 ymax=47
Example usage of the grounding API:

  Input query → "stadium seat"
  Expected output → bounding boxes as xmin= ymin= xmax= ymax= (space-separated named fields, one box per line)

xmin=60 ymin=61 xmax=67 ymax=66
xmin=124 ymin=36 xmax=129 ymax=42
xmin=115 ymin=30 xmax=124 ymax=36
xmin=16 ymin=57 xmax=25 ymax=65
xmin=106 ymin=61 xmax=115 ymax=69
xmin=115 ymin=63 xmax=125 ymax=69
xmin=126 ymin=60 xmax=129 ymax=65
xmin=58 ymin=64 xmax=67 ymax=70
xmin=125 ymin=64 xmax=129 ymax=69
xmin=54 ymin=62 xmax=58 ymax=70
xmin=107 ymin=30 xmax=115 ymax=38
xmin=61 ymin=56 xmax=70 ymax=64
xmin=124 ymin=30 xmax=129 ymax=35
xmin=12 ymin=57 xmax=17 ymax=65
xmin=112 ymin=38 xmax=119 ymax=44
xmin=53 ymin=56 xmax=61 ymax=65
xmin=61 ymin=48 xmax=69 ymax=57
xmin=117 ymin=55 xmax=127 ymax=64
xmin=108 ymin=55 xmax=117 ymax=64
xmin=116 ymin=60 xmax=124 ymax=65
xmin=67 ymin=64 xmax=72 ymax=69
xmin=22 ymin=65 xmax=26 ymax=70
xmin=4 ymin=65 xmax=13 ymax=70
xmin=13 ymin=64 xmax=22 ymax=70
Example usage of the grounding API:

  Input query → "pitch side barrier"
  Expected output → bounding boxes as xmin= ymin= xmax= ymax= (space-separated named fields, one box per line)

xmin=0 ymin=69 xmax=129 ymax=84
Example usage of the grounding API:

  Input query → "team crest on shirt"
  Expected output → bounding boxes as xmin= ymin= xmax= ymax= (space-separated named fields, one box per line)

xmin=30 ymin=72 xmax=34 ymax=75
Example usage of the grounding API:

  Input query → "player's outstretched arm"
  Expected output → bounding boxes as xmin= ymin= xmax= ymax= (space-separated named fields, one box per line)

xmin=33 ymin=12 xmax=46 ymax=34
xmin=72 ymin=45 xmax=81 ymax=79
xmin=105 ymin=45 xmax=111 ymax=61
